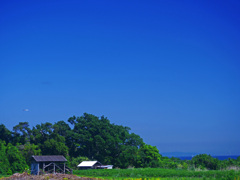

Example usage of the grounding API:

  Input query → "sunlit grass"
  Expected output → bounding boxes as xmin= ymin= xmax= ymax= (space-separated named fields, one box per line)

xmin=74 ymin=168 xmax=240 ymax=179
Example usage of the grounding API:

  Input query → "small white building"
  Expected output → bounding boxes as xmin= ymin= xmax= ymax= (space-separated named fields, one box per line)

xmin=77 ymin=161 xmax=102 ymax=169
xmin=77 ymin=161 xmax=113 ymax=169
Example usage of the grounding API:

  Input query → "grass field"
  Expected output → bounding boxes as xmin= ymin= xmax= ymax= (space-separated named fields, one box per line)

xmin=1 ymin=168 xmax=240 ymax=180
xmin=78 ymin=178 xmax=239 ymax=180
xmin=74 ymin=168 xmax=240 ymax=180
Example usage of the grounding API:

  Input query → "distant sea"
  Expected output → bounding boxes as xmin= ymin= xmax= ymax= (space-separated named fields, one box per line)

xmin=175 ymin=155 xmax=239 ymax=160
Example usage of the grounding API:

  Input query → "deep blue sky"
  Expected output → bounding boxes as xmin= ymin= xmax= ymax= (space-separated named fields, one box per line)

xmin=1 ymin=0 xmax=240 ymax=155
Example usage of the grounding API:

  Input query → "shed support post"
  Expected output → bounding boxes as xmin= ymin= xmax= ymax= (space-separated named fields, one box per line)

xmin=43 ymin=162 xmax=45 ymax=174
xmin=53 ymin=163 xmax=55 ymax=174
xmin=37 ymin=163 xmax=39 ymax=175
xmin=64 ymin=163 xmax=65 ymax=174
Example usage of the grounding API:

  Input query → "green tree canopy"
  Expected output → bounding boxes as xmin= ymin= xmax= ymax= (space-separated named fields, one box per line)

xmin=0 ymin=113 xmax=168 ymax=170
xmin=13 ymin=122 xmax=32 ymax=145
xmin=6 ymin=143 xmax=28 ymax=173
xmin=0 ymin=140 xmax=11 ymax=175
xmin=191 ymin=154 xmax=219 ymax=170
xmin=67 ymin=113 xmax=143 ymax=167
xmin=0 ymin=124 xmax=12 ymax=144
xmin=135 ymin=144 xmax=162 ymax=168
xmin=42 ymin=139 xmax=69 ymax=157
xmin=17 ymin=143 xmax=41 ymax=166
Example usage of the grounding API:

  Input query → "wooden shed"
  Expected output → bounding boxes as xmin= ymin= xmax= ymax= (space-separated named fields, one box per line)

xmin=31 ymin=155 xmax=72 ymax=175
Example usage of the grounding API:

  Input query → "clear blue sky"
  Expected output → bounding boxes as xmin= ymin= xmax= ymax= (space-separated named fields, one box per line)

xmin=1 ymin=0 xmax=240 ymax=156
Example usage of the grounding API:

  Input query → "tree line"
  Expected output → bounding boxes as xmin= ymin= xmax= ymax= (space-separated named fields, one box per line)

xmin=0 ymin=113 xmax=239 ymax=175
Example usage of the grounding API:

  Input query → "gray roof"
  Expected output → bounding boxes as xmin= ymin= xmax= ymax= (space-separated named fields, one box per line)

xmin=32 ymin=155 xmax=67 ymax=162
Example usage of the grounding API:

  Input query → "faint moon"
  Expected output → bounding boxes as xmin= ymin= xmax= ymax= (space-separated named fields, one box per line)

xmin=23 ymin=109 xmax=29 ymax=112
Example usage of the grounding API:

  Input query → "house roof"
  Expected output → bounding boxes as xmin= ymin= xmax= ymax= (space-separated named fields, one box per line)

xmin=77 ymin=161 xmax=101 ymax=167
xmin=32 ymin=155 xmax=67 ymax=162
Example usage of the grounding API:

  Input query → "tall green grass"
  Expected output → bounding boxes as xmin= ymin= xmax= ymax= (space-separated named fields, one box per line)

xmin=74 ymin=168 xmax=240 ymax=179
xmin=84 ymin=178 xmax=211 ymax=180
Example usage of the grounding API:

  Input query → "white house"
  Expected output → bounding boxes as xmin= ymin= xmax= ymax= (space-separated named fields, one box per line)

xmin=77 ymin=161 xmax=102 ymax=169
xmin=77 ymin=161 xmax=113 ymax=169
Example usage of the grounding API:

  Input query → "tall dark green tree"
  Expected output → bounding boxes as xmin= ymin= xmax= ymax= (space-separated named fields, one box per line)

xmin=68 ymin=113 xmax=143 ymax=168
xmin=12 ymin=122 xmax=32 ymax=145
xmin=17 ymin=143 xmax=41 ymax=166
xmin=0 ymin=140 xmax=11 ymax=175
xmin=191 ymin=154 xmax=219 ymax=170
xmin=53 ymin=120 xmax=71 ymax=137
xmin=6 ymin=143 xmax=28 ymax=173
xmin=135 ymin=144 xmax=162 ymax=168
xmin=0 ymin=124 xmax=12 ymax=144
xmin=42 ymin=138 xmax=69 ymax=157
xmin=31 ymin=122 xmax=54 ymax=145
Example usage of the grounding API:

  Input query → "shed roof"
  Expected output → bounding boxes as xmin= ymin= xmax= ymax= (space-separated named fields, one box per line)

xmin=32 ymin=155 xmax=67 ymax=162
xmin=77 ymin=161 xmax=101 ymax=167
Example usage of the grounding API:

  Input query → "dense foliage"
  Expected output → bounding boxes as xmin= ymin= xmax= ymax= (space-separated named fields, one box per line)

xmin=0 ymin=113 xmax=240 ymax=175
